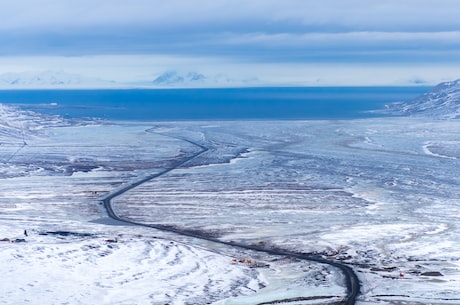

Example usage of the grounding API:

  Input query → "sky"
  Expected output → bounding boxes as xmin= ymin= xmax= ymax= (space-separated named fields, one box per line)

xmin=1 ymin=0 xmax=460 ymax=86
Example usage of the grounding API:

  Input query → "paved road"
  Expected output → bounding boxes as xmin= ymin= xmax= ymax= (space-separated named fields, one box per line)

xmin=101 ymin=132 xmax=360 ymax=305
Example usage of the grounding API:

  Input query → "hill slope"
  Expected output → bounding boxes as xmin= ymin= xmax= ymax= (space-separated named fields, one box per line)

xmin=384 ymin=79 xmax=460 ymax=119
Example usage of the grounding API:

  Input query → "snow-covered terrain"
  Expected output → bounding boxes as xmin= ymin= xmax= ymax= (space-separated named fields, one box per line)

xmin=0 ymin=105 xmax=345 ymax=305
xmin=383 ymin=79 xmax=460 ymax=119
xmin=0 ymin=70 xmax=259 ymax=89
xmin=0 ymin=71 xmax=117 ymax=89
xmin=1 ymin=99 xmax=459 ymax=304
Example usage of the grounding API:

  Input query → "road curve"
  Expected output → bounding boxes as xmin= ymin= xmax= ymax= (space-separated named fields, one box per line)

xmin=101 ymin=131 xmax=360 ymax=305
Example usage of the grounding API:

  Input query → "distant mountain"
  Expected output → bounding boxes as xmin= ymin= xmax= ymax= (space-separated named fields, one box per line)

xmin=383 ymin=79 xmax=460 ymax=119
xmin=0 ymin=70 xmax=259 ymax=89
xmin=152 ymin=71 xmax=206 ymax=86
xmin=152 ymin=71 xmax=259 ymax=87
xmin=0 ymin=71 xmax=116 ymax=89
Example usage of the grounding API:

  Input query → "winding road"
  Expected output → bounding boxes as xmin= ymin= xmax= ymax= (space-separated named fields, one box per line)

xmin=101 ymin=132 xmax=360 ymax=305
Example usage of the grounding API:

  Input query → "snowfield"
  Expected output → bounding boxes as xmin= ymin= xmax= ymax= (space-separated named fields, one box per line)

xmin=0 ymin=227 xmax=265 ymax=305
xmin=1 ymin=103 xmax=459 ymax=304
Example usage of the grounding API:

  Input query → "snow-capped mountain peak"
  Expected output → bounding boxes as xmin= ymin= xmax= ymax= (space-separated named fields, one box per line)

xmin=152 ymin=71 xmax=206 ymax=86
xmin=151 ymin=70 xmax=259 ymax=87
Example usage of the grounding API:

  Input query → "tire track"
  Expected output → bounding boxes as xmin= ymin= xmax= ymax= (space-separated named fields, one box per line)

xmin=101 ymin=131 xmax=360 ymax=305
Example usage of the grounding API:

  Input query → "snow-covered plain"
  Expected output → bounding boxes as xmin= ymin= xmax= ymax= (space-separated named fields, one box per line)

xmin=1 ymin=103 xmax=459 ymax=304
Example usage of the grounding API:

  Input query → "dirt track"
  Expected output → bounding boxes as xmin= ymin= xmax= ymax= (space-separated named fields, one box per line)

xmin=101 ymin=132 xmax=360 ymax=305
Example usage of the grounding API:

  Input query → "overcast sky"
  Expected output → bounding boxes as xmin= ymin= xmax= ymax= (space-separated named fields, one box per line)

xmin=1 ymin=0 xmax=460 ymax=86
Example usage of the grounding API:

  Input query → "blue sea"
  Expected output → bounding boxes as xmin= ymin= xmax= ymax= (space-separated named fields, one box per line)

xmin=0 ymin=87 xmax=428 ymax=121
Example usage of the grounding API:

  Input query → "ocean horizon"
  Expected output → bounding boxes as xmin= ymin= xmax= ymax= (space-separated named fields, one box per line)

xmin=0 ymin=87 xmax=429 ymax=121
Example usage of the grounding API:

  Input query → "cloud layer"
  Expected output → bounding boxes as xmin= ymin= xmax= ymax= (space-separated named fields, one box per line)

xmin=1 ymin=1 xmax=459 ymax=86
